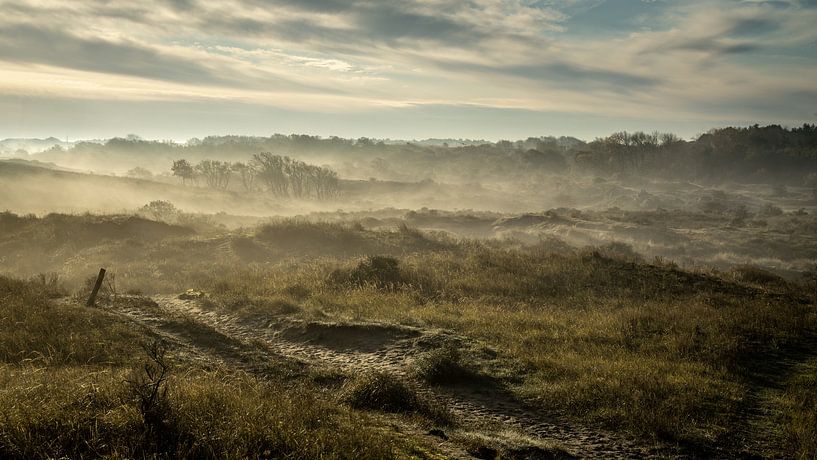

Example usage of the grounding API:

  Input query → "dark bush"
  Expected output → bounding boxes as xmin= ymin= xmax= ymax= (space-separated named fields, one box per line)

xmin=330 ymin=255 xmax=404 ymax=289
xmin=256 ymin=220 xmax=362 ymax=250
xmin=731 ymin=265 xmax=785 ymax=286
xmin=411 ymin=345 xmax=474 ymax=385
xmin=127 ymin=341 xmax=176 ymax=454
xmin=340 ymin=371 xmax=418 ymax=413
xmin=340 ymin=371 xmax=452 ymax=424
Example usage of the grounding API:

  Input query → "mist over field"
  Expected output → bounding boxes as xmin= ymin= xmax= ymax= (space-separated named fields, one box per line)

xmin=3 ymin=126 xmax=817 ymax=277
xmin=2 ymin=0 xmax=817 ymax=459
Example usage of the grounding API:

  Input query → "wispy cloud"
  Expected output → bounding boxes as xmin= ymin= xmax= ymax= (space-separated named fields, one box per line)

xmin=0 ymin=0 xmax=815 ymax=139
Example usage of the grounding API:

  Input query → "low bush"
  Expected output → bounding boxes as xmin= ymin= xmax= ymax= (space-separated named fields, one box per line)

xmin=328 ymin=255 xmax=441 ymax=300
xmin=330 ymin=255 xmax=404 ymax=289
xmin=256 ymin=220 xmax=365 ymax=254
xmin=731 ymin=264 xmax=786 ymax=286
xmin=340 ymin=371 xmax=418 ymax=412
xmin=340 ymin=371 xmax=452 ymax=424
xmin=411 ymin=345 xmax=474 ymax=385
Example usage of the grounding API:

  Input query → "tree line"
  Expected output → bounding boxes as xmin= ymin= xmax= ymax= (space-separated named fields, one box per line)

xmin=171 ymin=153 xmax=339 ymax=199
xmin=572 ymin=124 xmax=817 ymax=183
xmin=37 ymin=124 xmax=817 ymax=186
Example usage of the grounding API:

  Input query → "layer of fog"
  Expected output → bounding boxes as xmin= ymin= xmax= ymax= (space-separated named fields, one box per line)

xmin=2 ymin=125 xmax=815 ymax=279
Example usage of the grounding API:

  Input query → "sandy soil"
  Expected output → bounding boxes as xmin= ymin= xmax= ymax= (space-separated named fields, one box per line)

xmin=92 ymin=293 xmax=691 ymax=459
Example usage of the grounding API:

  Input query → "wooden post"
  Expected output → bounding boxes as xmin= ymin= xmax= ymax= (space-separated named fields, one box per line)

xmin=86 ymin=268 xmax=106 ymax=307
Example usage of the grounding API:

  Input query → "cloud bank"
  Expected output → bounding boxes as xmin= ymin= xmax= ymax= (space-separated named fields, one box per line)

xmin=0 ymin=0 xmax=815 ymax=139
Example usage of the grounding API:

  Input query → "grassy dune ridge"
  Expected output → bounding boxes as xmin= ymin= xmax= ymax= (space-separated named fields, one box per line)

xmin=208 ymin=242 xmax=816 ymax=450
xmin=0 ymin=276 xmax=437 ymax=459
xmin=1 ymin=212 xmax=815 ymax=457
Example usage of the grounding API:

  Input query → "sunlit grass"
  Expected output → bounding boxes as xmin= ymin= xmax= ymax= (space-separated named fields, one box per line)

xmin=1 ymin=214 xmax=816 ymax=456
xmin=0 ymin=276 xmax=440 ymax=459
xmin=201 ymin=244 xmax=816 ymax=451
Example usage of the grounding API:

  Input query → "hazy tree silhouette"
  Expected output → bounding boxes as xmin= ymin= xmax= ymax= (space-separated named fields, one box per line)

xmin=139 ymin=200 xmax=179 ymax=222
xmin=253 ymin=153 xmax=289 ymax=196
xmin=231 ymin=161 xmax=258 ymax=192
xmin=252 ymin=152 xmax=339 ymax=199
xmin=171 ymin=159 xmax=195 ymax=185
xmin=126 ymin=166 xmax=153 ymax=180
xmin=195 ymin=160 xmax=231 ymax=190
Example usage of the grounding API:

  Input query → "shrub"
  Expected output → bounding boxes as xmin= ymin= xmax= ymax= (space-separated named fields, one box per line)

xmin=127 ymin=340 xmax=175 ymax=454
xmin=731 ymin=265 xmax=785 ymax=286
xmin=340 ymin=371 xmax=452 ymax=424
xmin=330 ymin=255 xmax=405 ymax=289
xmin=256 ymin=220 xmax=363 ymax=251
xmin=759 ymin=204 xmax=784 ymax=217
xmin=593 ymin=241 xmax=644 ymax=262
xmin=411 ymin=345 xmax=474 ymax=385
xmin=139 ymin=200 xmax=179 ymax=222
xmin=340 ymin=371 xmax=418 ymax=413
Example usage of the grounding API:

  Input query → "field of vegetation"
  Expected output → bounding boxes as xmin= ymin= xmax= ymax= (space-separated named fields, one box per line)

xmin=2 ymin=124 xmax=816 ymax=458
xmin=1 ymin=211 xmax=815 ymax=458
xmin=0 ymin=275 xmax=437 ymax=459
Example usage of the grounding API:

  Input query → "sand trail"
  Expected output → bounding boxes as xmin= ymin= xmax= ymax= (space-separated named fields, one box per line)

xmin=110 ymin=294 xmax=679 ymax=459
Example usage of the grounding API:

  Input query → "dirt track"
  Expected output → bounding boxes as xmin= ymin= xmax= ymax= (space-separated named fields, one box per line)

xmin=109 ymin=294 xmax=680 ymax=459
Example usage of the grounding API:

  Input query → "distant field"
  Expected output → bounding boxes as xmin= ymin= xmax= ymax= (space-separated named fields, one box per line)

xmin=0 ymin=160 xmax=549 ymax=214
xmin=0 ymin=161 xmax=287 ymax=215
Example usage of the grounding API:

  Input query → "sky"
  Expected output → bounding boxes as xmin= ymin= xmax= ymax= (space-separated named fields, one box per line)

xmin=0 ymin=0 xmax=816 ymax=141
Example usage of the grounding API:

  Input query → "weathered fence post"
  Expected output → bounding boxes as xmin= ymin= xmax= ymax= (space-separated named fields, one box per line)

xmin=86 ymin=268 xmax=106 ymax=307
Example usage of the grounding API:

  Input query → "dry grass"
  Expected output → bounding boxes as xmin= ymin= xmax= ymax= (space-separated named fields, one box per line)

xmin=0 ymin=276 xmax=141 ymax=365
xmin=410 ymin=345 xmax=475 ymax=385
xmin=1 ymin=214 xmax=816 ymax=456
xmin=213 ymin=245 xmax=816 ymax=452
xmin=0 ymin=276 xmax=442 ymax=459
xmin=781 ymin=359 xmax=817 ymax=458
xmin=0 ymin=366 xmax=411 ymax=459
xmin=340 ymin=371 xmax=452 ymax=424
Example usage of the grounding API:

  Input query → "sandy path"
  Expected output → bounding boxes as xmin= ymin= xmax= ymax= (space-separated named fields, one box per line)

xmin=112 ymin=294 xmax=680 ymax=459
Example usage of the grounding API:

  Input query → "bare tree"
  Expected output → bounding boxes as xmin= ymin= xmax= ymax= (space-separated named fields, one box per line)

xmin=252 ymin=152 xmax=339 ymax=199
xmin=253 ymin=152 xmax=289 ymax=197
xmin=195 ymin=160 xmax=232 ymax=190
xmin=231 ymin=161 xmax=258 ymax=192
